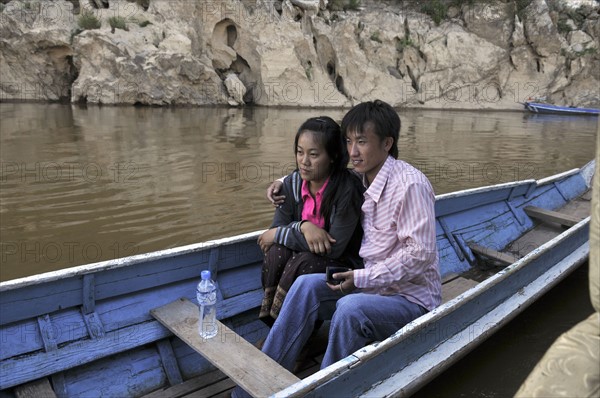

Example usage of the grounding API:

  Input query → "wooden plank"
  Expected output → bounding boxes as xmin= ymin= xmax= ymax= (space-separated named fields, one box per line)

xmin=581 ymin=190 xmax=592 ymax=201
xmin=36 ymin=315 xmax=58 ymax=352
xmin=183 ymin=378 xmax=236 ymax=398
xmin=0 ymin=321 xmax=171 ymax=390
xmin=210 ymin=388 xmax=237 ymax=398
xmin=468 ymin=243 xmax=518 ymax=266
xmin=441 ymin=273 xmax=460 ymax=284
xmin=82 ymin=311 xmax=105 ymax=339
xmin=82 ymin=274 xmax=95 ymax=314
xmin=59 ymin=345 xmax=166 ymax=398
xmin=505 ymin=194 xmax=593 ymax=257
xmin=156 ymin=339 xmax=184 ymax=386
xmin=90 ymin=243 xmax=260 ymax=305
xmin=150 ymin=298 xmax=300 ymax=398
xmin=441 ymin=277 xmax=479 ymax=303
xmin=438 ymin=217 xmax=464 ymax=261
xmin=453 ymin=234 xmax=476 ymax=265
xmin=50 ymin=373 xmax=67 ymax=397
xmin=434 ymin=181 xmax=534 ymax=218
xmin=524 ymin=206 xmax=582 ymax=227
xmin=0 ymin=278 xmax=82 ymax=326
xmin=143 ymin=369 xmax=228 ymax=398
xmin=14 ymin=378 xmax=57 ymax=398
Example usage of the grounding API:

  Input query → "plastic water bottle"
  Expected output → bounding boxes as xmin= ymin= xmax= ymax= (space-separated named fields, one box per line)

xmin=196 ymin=270 xmax=218 ymax=339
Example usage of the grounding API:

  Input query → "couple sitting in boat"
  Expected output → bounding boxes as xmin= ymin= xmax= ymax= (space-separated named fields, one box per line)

xmin=233 ymin=100 xmax=442 ymax=398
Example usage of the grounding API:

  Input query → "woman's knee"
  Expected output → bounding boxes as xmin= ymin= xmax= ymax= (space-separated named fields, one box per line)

xmin=264 ymin=244 xmax=289 ymax=263
xmin=287 ymin=251 xmax=323 ymax=270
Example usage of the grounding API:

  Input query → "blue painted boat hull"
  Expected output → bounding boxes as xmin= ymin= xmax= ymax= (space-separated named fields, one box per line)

xmin=0 ymin=162 xmax=594 ymax=397
xmin=523 ymin=102 xmax=599 ymax=116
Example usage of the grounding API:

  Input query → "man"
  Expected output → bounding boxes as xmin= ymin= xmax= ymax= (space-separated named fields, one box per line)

xmin=233 ymin=100 xmax=441 ymax=397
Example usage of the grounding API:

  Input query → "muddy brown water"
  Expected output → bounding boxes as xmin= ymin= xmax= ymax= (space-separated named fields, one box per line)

xmin=1 ymin=103 xmax=597 ymax=281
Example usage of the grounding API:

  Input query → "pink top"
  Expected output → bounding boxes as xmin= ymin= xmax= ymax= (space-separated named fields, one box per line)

xmin=353 ymin=156 xmax=442 ymax=311
xmin=301 ymin=178 xmax=330 ymax=228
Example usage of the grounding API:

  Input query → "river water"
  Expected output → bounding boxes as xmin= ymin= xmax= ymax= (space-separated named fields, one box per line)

xmin=0 ymin=103 xmax=597 ymax=281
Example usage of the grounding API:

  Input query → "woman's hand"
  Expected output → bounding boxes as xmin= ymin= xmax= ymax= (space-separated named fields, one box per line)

xmin=257 ymin=228 xmax=277 ymax=254
xmin=301 ymin=222 xmax=336 ymax=255
xmin=267 ymin=181 xmax=285 ymax=206
xmin=327 ymin=270 xmax=356 ymax=295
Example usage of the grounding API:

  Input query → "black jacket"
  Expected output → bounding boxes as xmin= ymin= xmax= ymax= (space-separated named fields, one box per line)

xmin=272 ymin=170 xmax=364 ymax=269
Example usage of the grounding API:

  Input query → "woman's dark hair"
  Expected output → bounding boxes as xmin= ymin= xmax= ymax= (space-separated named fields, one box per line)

xmin=341 ymin=99 xmax=400 ymax=158
xmin=294 ymin=116 xmax=362 ymax=230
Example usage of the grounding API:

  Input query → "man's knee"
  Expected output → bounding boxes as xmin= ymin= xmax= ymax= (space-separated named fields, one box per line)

xmin=334 ymin=294 xmax=365 ymax=321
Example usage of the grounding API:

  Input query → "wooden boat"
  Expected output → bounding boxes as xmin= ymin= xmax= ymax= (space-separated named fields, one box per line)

xmin=0 ymin=161 xmax=595 ymax=398
xmin=523 ymin=101 xmax=599 ymax=116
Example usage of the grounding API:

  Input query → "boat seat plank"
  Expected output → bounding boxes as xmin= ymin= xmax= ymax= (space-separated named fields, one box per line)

xmin=150 ymin=298 xmax=300 ymax=398
xmin=524 ymin=206 xmax=582 ymax=227
xmin=14 ymin=378 xmax=57 ymax=398
xmin=468 ymin=243 xmax=518 ymax=266
xmin=506 ymin=194 xmax=593 ymax=257
xmin=441 ymin=277 xmax=479 ymax=303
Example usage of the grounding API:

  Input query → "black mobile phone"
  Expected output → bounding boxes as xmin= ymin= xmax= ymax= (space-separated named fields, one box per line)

xmin=326 ymin=266 xmax=351 ymax=285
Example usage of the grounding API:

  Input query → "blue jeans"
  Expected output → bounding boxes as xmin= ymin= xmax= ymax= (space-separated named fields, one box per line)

xmin=232 ymin=274 xmax=427 ymax=398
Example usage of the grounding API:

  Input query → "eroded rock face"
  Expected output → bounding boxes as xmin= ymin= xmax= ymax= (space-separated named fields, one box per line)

xmin=1 ymin=0 xmax=598 ymax=108
xmin=524 ymin=0 xmax=566 ymax=57
xmin=0 ymin=0 xmax=75 ymax=101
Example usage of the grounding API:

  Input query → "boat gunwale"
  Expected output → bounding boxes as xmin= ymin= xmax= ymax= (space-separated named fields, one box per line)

xmin=0 ymin=230 xmax=266 ymax=292
xmin=435 ymin=178 xmax=536 ymax=201
xmin=276 ymin=216 xmax=592 ymax=397
xmin=537 ymin=168 xmax=582 ymax=186
xmin=1 ymin=163 xmax=592 ymax=292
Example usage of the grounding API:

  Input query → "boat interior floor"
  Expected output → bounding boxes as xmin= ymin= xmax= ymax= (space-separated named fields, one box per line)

xmin=461 ymin=189 xmax=592 ymax=283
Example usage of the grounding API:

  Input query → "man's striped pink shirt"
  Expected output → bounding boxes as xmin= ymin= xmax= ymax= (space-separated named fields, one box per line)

xmin=353 ymin=156 xmax=442 ymax=311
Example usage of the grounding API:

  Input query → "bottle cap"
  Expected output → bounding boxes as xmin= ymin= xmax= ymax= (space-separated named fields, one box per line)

xmin=201 ymin=270 xmax=211 ymax=280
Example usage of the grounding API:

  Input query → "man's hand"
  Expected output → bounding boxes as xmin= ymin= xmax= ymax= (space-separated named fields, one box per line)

xmin=267 ymin=180 xmax=285 ymax=206
xmin=301 ymin=221 xmax=336 ymax=255
xmin=327 ymin=270 xmax=356 ymax=295
xmin=257 ymin=228 xmax=277 ymax=254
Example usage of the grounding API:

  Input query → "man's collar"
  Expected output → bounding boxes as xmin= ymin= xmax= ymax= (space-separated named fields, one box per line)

xmin=364 ymin=156 xmax=393 ymax=203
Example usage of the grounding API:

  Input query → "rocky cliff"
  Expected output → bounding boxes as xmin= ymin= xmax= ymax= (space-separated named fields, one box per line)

xmin=0 ymin=0 xmax=598 ymax=108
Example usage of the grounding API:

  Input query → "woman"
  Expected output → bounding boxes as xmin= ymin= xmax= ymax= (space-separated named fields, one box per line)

xmin=258 ymin=116 xmax=364 ymax=325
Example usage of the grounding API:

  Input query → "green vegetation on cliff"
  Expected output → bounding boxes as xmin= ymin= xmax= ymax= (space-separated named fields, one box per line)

xmin=78 ymin=11 xmax=101 ymax=30
xmin=329 ymin=0 xmax=362 ymax=11
xmin=108 ymin=16 xmax=128 ymax=33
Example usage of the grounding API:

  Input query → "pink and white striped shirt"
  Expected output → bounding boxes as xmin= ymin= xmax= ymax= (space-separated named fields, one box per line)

xmin=353 ymin=156 xmax=442 ymax=311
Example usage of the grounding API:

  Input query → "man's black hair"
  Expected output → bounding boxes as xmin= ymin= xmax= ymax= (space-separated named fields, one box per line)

xmin=341 ymin=100 xmax=400 ymax=158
